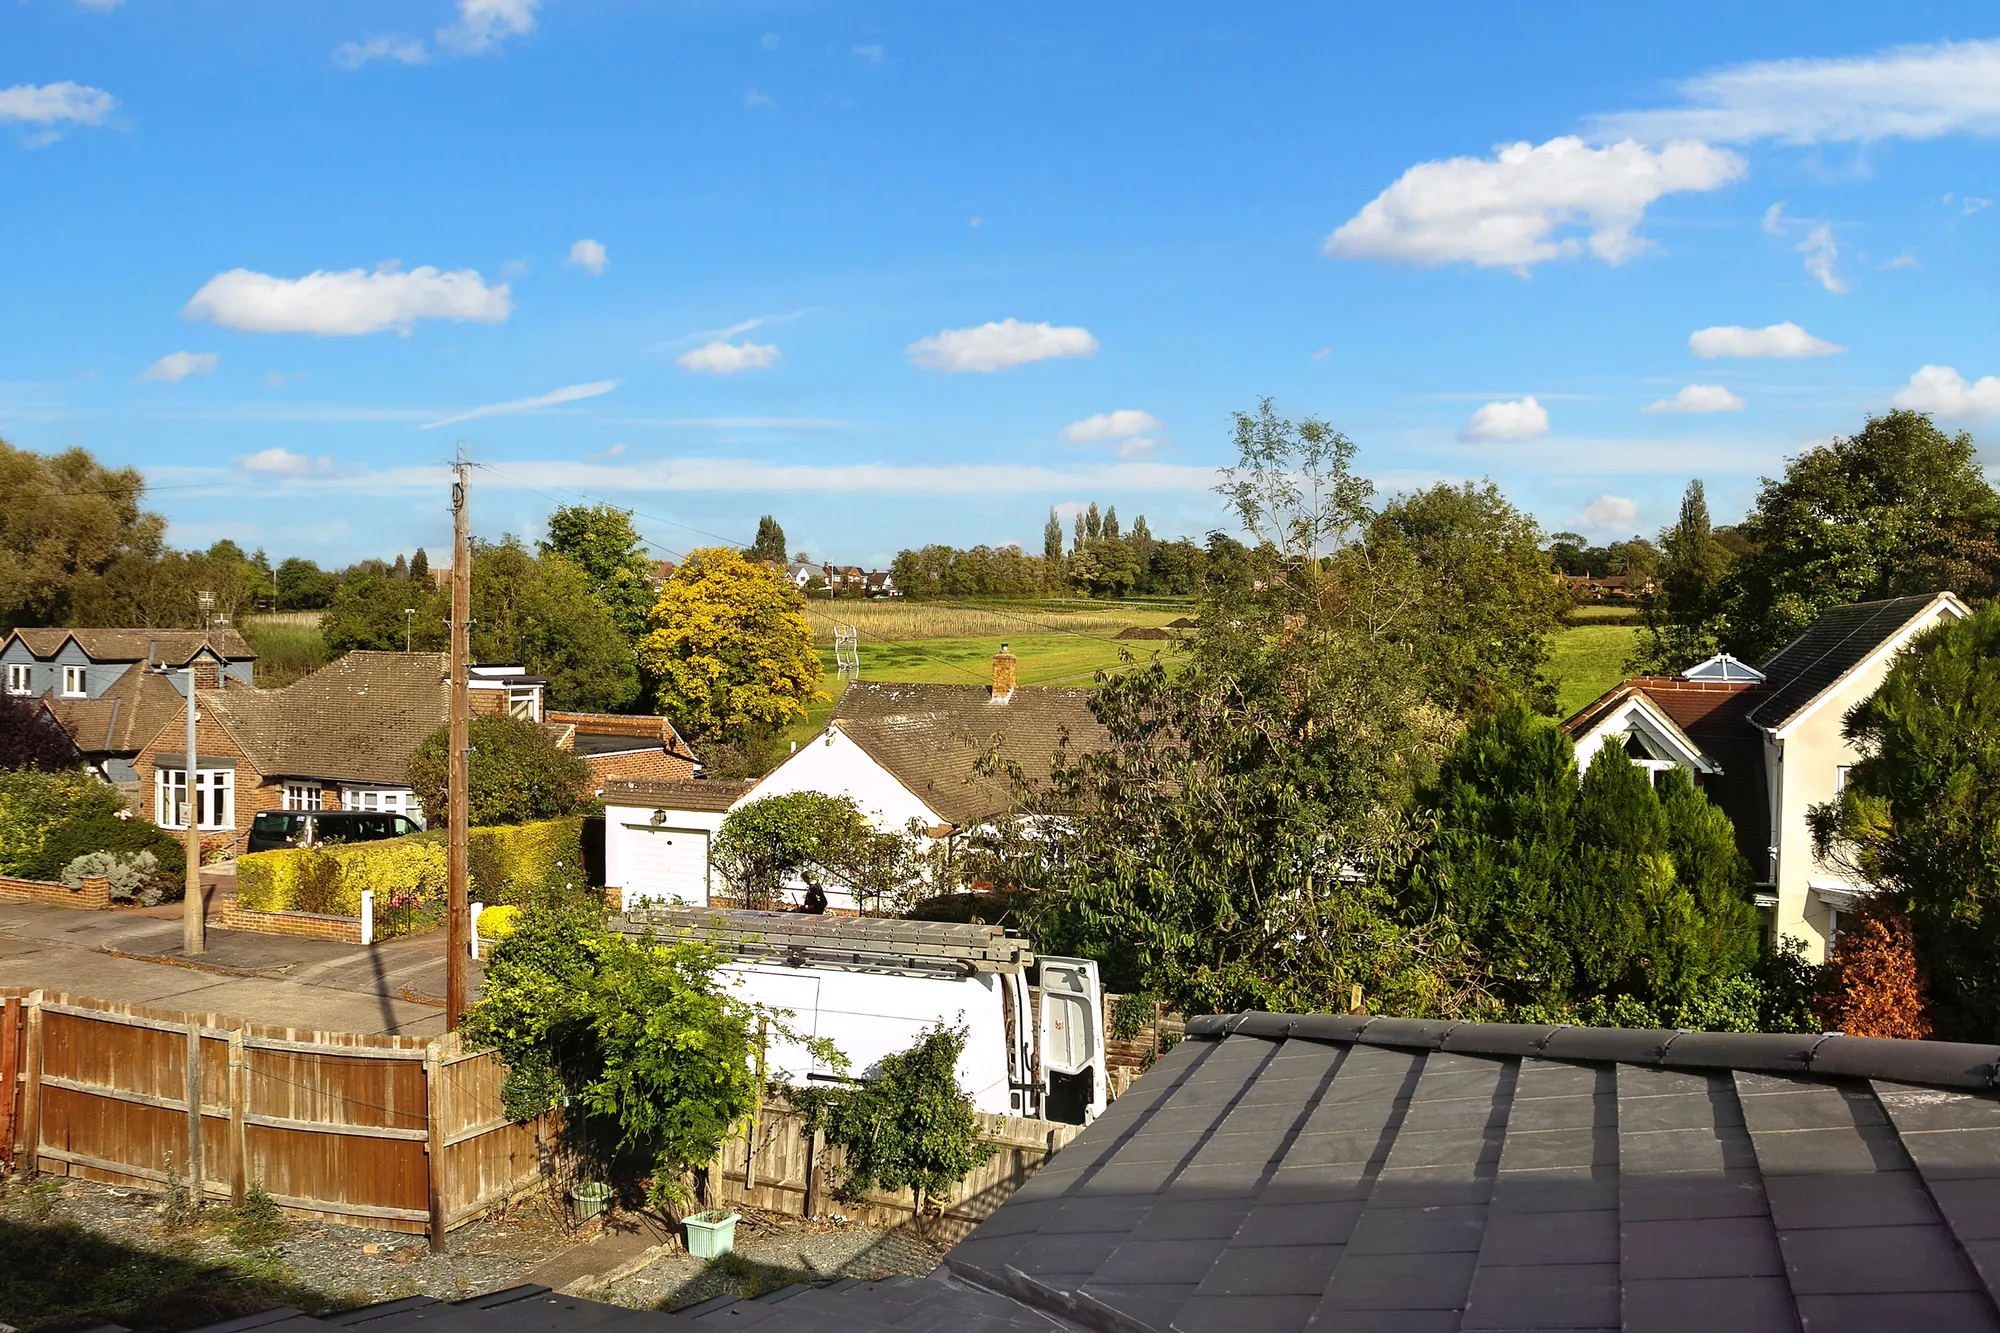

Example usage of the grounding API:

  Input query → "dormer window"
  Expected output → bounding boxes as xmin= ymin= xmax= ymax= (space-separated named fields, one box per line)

xmin=4 ymin=664 xmax=29 ymax=695
xmin=60 ymin=666 xmax=86 ymax=697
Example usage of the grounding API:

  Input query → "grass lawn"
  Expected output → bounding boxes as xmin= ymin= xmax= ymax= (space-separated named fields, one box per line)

xmin=1549 ymin=624 xmax=1640 ymax=716
xmin=821 ymin=633 xmax=1169 ymax=689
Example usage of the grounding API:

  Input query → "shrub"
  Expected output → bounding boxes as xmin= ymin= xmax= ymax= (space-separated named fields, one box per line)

xmin=0 ymin=770 xmax=128 ymax=877
xmin=228 ymin=1182 xmax=287 ymax=1251
xmin=1817 ymin=901 xmax=1932 ymax=1039
xmin=62 ymin=850 xmax=160 ymax=903
xmin=477 ymin=904 xmax=520 ymax=939
xmin=809 ymin=1022 xmax=994 ymax=1212
xmin=407 ymin=716 xmax=592 ymax=828
xmin=466 ymin=815 xmax=589 ymax=905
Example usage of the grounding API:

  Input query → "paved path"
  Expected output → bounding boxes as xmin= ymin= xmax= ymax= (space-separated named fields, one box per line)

xmin=0 ymin=895 xmax=481 ymax=1035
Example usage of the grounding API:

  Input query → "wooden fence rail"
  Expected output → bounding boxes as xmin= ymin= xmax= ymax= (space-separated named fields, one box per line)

xmin=0 ymin=989 xmax=544 ymax=1247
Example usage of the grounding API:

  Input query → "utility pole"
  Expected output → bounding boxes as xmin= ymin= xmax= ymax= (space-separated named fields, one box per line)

xmin=405 ymin=607 xmax=416 ymax=653
xmin=182 ymin=660 xmax=204 ymax=955
xmin=445 ymin=455 xmax=472 ymax=1028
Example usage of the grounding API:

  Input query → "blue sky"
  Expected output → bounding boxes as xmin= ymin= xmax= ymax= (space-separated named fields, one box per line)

xmin=4 ymin=2 xmax=1998 ymax=569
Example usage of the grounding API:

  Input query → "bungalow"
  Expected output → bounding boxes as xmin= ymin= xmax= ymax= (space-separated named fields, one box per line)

xmin=134 ymin=650 xmax=696 ymax=853
xmin=604 ymin=646 xmax=1106 ymax=910
xmin=3 ymin=628 xmax=255 ymax=785
xmin=1564 ymin=591 xmax=1968 ymax=960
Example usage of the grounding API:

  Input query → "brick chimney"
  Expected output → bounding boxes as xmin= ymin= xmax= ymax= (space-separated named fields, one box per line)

xmin=193 ymin=658 xmax=222 ymax=690
xmin=991 ymin=644 xmax=1017 ymax=703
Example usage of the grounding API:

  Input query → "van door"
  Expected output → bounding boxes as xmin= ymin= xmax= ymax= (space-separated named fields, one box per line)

xmin=1038 ymin=956 xmax=1107 ymax=1125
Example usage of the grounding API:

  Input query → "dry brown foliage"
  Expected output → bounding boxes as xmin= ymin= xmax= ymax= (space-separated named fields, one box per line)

xmin=1817 ymin=900 xmax=1933 ymax=1040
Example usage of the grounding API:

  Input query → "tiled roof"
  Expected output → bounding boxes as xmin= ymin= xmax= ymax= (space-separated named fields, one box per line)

xmin=4 ymin=627 xmax=254 ymax=664
xmin=830 ymin=681 xmax=1107 ymax=826
xmin=947 ymin=1012 xmax=2000 ymax=1333
xmin=603 ymin=777 xmax=756 ymax=813
xmin=1748 ymin=592 xmax=1953 ymax=732
xmin=1564 ymin=677 xmax=1771 ymax=870
xmin=40 ymin=663 xmax=186 ymax=756
xmin=202 ymin=651 xmax=451 ymax=785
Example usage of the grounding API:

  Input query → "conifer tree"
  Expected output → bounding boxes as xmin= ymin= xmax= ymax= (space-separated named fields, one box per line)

xmin=409 ymin=547 xmax=429 ymax=583
xmin=1103 ymin=506 xmax=1120 ymax=542
xmin=1043 ymin=509 xmax=1063 ymax=563
xmin=1085 ymin=502 xmax=1102 ymax=544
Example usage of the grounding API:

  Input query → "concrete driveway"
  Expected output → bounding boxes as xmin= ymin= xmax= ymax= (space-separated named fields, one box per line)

xmin=0 ymin=894 xmax=481 ymax=1035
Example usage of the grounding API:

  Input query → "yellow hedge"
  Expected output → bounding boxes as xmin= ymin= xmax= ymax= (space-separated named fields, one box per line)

xmin=236 ymin=816 xmax=588 ymax=925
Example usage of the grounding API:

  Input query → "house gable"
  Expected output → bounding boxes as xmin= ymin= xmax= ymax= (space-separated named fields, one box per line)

xmin=1759 ymin=591 xmax=1969 ymax=740
xmin=1569 ymin=690 xmax=1720 ymax=776
xmin=741 ymin=723 xmax=953 ymax=832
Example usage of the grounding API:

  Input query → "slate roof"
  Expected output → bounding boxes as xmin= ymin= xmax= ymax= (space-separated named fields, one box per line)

xmin=946 ymin=1012 xmax=2000 ymax=1333
xmin=1748 ymin=592 xmax=1957 ymax=732
xmin=40 ymin=663 xmax=185 ymax=757
xmin=4 ymin=626 xmax=254 ymax=664
xmin=829 ymin=681 xmax=1107 ymax=826
xmin=201 ymin=651 xmax=452 ymax=785
xmin=603 ymin=777 xmax=757 ymax=813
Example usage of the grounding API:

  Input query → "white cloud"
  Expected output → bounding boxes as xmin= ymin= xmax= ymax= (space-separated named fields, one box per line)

xmin=236 ymin=447 xmax=338 ymax=477
xmin=567 ymin=238 xmax=608 ymax=275
xmin=1592 ymin=38 xmax=2000 ymax=145
xmin=677 ymin=341 xmax=781 ymax=374
xmin=1572 ymin=494 xmax=1640 ymax=535
xmin=334 ymin=36 xmax=429 ymax=68
xmin=1460 ymin=396 xmax=1550 ymax=442
xmin=1892 ymin=365 xmax=2000 ymax=420
xmin=745 ymin=88 xmax=776 ymax=109
xmin=1688 ymin=322 xmax=1844 ymax=358
xmin=1796 ymin=224 xmax=1848 ymax=293
xmin=1644 ymin=384 xmax=1746 ymax=414
xmin=0 ymin=82 xmax=117 ymax=144
xmin=1061 ymin=410 xmax=1162 ymax=444
xmin=1762 ymin=201 xmax=1787 ymax=234
xmin=1114 ymin=438 xmax=1157 ymax=459
xmin=761 ymin=33 xmax=779 ymax=50
xmin=854 ymin=44 xmax=884 ymax=63
xmin=75 ymin=0 xmax=124 ymax=9
xmin=421 ymin=380 xmax=616 ymax=430
xmin=1324 ymin=136 xmax=1744 ymax=271
xmin=437 ymin=0 xmax=539 ymax=54
xmin=1311 ymin=347 xmax=1332 ymax=361
xmin=1965 ymin=196 xmax=1993 ymax=215
xmin=907 ymin=319 xmax=1099 ymax=373
xmin=137 ymin=351 xmax=218 ymax=384
xmin=1883 ymin=252 xmax=1921 ymax=271
xmin=588 ymin=442 xmax=627 ymax=463
xmin=183 ymin=265 xmax=512 ymax=336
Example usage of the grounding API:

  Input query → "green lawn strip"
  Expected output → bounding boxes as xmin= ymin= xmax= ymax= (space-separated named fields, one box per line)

xmin=1549 ymin=624 xmax=1641 ymax=716
xmin=833 ymin=634 xmax=1168 ymax=686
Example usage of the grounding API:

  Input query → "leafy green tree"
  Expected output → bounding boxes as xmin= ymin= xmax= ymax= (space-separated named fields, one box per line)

xmin=540 ymin=503 xmax=657 ymax=638
xmin=814 ymin=1023 xmax=995 ymax=1210
xmin=409 ymin=548 xmax=430 ymax=583
xmin=1102 ymin=506 xmax=1121 ymax=542
xmin=1084 ymin=503 xmax=1102 ymax=544
xmin=0 ymin=440 xmax=165 ymax=628
xmin=1631 ymin=480 xmax=1733 ymax=674
xmin=1722 ymin=410 xmax=2000 ymax=660
xmin=714 ymin=791 xmax=930 ymax=910
xmin=473 ymin=540 xmax=637 ymax=711
xmin=1810 ymin=604 xmax=2000 ymax=1039
xmin=1043 ymin=508 xmax=1063 ymax=566
xmin=461 ymin=901 xmax=810 ymax=1207
xmin=408 ymin=715 xmax=592 ymax=827
xmin=0 ymin=694 xmax=81 ymax=772
xmin=750 ymin=515 xmax=788 ymax=565
xmin=323 ymin=565 xmax=446 ymax=655
xmin=275 ymin=556 xmax=339 ymax=610
xmin=637 ymin=546 xmax=825 ymax=744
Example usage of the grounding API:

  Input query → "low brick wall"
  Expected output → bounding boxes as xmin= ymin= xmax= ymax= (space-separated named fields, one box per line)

xmin=0 ymin=875 xmax=112 ymax=910
xmin=218 ymin=900 xmax=365 ymax=944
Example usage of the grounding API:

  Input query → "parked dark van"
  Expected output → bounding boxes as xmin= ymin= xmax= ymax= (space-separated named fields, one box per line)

xmin=246 ymin=810 xmax=422 ymax=854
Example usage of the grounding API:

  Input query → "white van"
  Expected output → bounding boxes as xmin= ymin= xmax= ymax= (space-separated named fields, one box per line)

xmin=610 ymin=907 xmax=1109 ymax=1125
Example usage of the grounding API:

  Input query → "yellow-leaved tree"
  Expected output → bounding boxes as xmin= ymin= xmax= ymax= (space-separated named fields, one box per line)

xmin=637 ymin=546 xmax=825 ymax=749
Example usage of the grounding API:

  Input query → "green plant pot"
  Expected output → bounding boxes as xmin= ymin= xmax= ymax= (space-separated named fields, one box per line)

xmin=569 ymin=1181 xmax=613 ymax=1223
xmin=683 ymin=1209 xmax=740 ymax=1259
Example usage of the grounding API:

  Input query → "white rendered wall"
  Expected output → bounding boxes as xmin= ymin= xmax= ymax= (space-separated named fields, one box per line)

xmin=604 ymin=801 xmax=728 ymax=909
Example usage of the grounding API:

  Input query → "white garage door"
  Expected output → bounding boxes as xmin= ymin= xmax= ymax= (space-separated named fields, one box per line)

xmin=620 ymin=825 xmax=710 ymax=906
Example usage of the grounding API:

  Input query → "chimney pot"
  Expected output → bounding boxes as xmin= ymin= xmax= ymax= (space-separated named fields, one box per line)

xmin=991 ymin=644 xmax=1017 ymax=702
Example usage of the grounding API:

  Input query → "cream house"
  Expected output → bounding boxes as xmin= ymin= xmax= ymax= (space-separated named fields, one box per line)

xmin=1565 ymin=592 xmax=1968 ymax=960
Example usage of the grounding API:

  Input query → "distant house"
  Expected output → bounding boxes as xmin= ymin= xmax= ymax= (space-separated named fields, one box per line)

xmin=863 ymin=570 xmax=897 ymax=597
xmin=3 ymin=628 xmax=256 ymax=784
xmin=1564 ymin=592 xmax=1968 ymax=960
xmin=604 ymin=646 xmax=1106 ymax=910
xmin=131 ymin=651 xmax=695 ymax=853
xmin=1562 ymin=572 xmax=1653 ymax=599
xmin=649 ymin=559 xmax=678 ymax=589
xmin=784 ymin=561 xmax=818 ymax=589
xmin=821 ymin=563 xmax=866 ymax=591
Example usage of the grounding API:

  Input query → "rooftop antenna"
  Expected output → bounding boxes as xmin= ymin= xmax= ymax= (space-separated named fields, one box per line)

xmin=834 ymin=624 xmax=859 ymax=682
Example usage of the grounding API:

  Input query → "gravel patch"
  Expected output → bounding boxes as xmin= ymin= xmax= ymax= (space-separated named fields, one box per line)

xmin=587 ymin=1209 xmax=947 ymax=1312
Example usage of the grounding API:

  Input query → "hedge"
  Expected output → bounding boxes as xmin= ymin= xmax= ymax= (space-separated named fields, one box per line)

xmin=237 ymin=815 xmax=588 ymax=936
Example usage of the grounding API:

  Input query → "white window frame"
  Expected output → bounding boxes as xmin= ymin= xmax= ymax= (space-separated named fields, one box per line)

xmin=1835 ymin=764 xmax=1851 ymax=795
xmin=342 ymin=787 xmax=410 ymax=815
xmin=156 ymin=767 xmax=233 ymax=830
xmin=4 ymin=663 xmax=29 ymax=696
xmin=60 ymin=665 xmax=86 ymax=698
xmin=283 ymin=782 xmax=322 ymax=811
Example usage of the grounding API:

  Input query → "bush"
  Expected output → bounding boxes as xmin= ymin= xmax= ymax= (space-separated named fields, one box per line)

xmin=808 ymin=1022 xmax=995 ymax=1211
xmin=236 ymin=817 xmax=588 ymax=935
xmin=1817 ymin=901 xmax=1932 ymax=1039
xmin=62 ymin=850 xmax=160 ymax=903
xmin=228 ymin=1182 xmax=287 ymax=1251
xmin=407 ymin=716 xmax=592 ymax=828
xmin=0 ymin=770 xmax=128 ymax=877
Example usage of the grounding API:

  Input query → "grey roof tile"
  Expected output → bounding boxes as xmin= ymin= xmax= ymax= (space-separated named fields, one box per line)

xmin=1761 ymin=1170 xmax=1943 ymax=1231
xmin=1873 ymin=1083 xmax=2000 ymax=1132
xmin=1621 ymin=1215 xmax=1787 ymax=1279
xmin=1746 ymin=1123 xmax=1909 ymax=1176
xmin=1340 ymin=1204 xmax=1488 ymax=1256
xmin=1924 ymin=1178 xmax=2000 ymax=1241
xmin=1193 ymin=1243 xmax=1343 ymax=1295
xmin=1619 ymin=1275 xmax=1797 ymax=1333
xmin=1460 ymin=1261 xmax=1620 ymax=1330
xmin=1088 ymin=1239 xmax=1227 ymax=1286
xmin=1777 ymin=1224 xmax=1983 ymax=1295
xmin=1314 ymin=1251 xmax=1479 ymax=1311
xmin=1472 ymin=1209 xmax=1620 ymax=1267
xmin=1792 ymin=1291 xmax=2000 ymax=1333
xmin=1229 ymin=1201 xmax=1366 ymax=1248
xmin=1618 ymin=1169 xmax=1771 ymax=1222
xmin=1172 ymin=1292 xmax=1321 ymax=1333
xmin=1129 ymin=1197 xmax=1262 ymax=1242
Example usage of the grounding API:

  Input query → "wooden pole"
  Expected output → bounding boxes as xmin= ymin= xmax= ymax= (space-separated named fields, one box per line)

xmin=19 ymin=995 xmax=41 ymax=1175
xmin=228 ymin=1028 xmax=248 ymax=1208
xmin=182 ymin=667 xmax=204 ymax=955
xmin=446 ymin=458 xmax=471 ymax=1029
xmin=184 ymin=1023 xmax=204 ymax=1200
xmin=0 ymin=997 xmax=19 ymax=1173
xmin=425 ymin=1046 xmax=447 ymax=1252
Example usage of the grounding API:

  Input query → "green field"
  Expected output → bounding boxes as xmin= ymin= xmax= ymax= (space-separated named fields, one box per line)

xmin=1549 ymin=624 xmax=1640 ymax=716
xmin=821 ymin=632 xmax=1167 ymax=689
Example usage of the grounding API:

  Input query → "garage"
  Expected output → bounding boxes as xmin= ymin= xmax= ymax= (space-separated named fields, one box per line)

xmin=618 ymin=823 xmax=711 ymax=907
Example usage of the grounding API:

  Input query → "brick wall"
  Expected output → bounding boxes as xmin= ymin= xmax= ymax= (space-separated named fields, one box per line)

xmin=0 ymin=875 xmax=113 ymax=910
xmin=584 ymin=746 xmax=695 ymax=787
xmin=131 ymin=692 xmax=289 ymax=858
xmin=548 ymin=711 xmax=670 ymax=739
xmin=217 ymin=900 xmax=365 ymax=944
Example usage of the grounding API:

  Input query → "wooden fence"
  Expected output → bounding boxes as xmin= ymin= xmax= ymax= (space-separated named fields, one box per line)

xmin=706 ymin=1090 xmax=1081 ymax=1248
xmin=0 ymin=989 xmax=543 ymax=1246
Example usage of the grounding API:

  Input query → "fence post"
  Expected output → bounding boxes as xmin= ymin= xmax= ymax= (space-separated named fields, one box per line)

xmin=185 ymin=1022 xmax=204 ymax=1199
xmin=19 ymin=994 xmax=42 ymax=1175
xmin=359 ymin=890 xmax=373 ymax=947
xmin=425 ymin=1046 xmax=446 ymax=1252
xmin=228 ymin=1028 xmax=248 ymax=1208
xmin=804 ymin=1127 xmax=823 ymax=1219
xmin=0 ymin=997 xmax=18 ymax=1173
